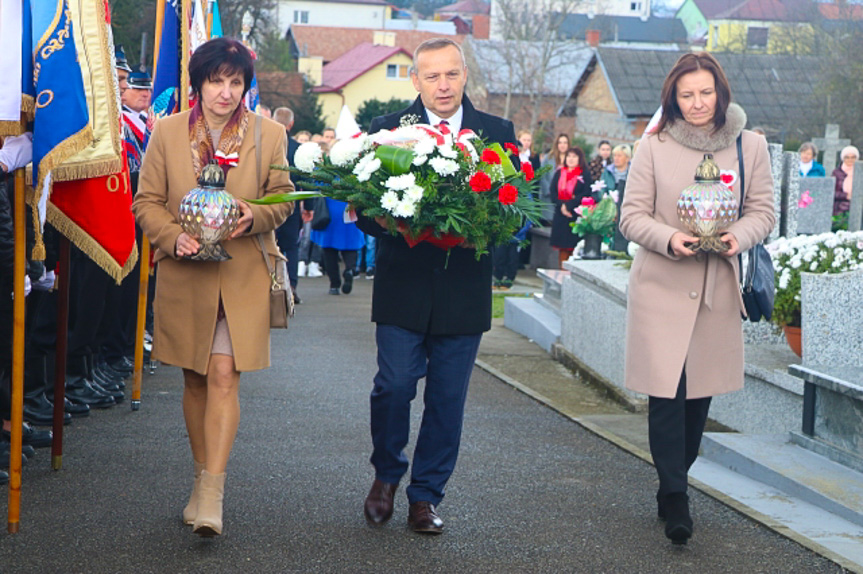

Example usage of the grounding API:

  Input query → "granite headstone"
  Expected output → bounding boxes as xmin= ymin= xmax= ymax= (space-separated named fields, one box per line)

xmin=796 ymin=177 xmax=836 ymax=235
xmin=847 ymin=160 xmax=863 ymax=232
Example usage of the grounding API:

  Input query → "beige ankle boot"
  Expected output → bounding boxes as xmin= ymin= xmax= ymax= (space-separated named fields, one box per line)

xmin=182 ymin=460 xmax=206 ymax=525
xmin=193 ymin=470 xmax=226 ymax=537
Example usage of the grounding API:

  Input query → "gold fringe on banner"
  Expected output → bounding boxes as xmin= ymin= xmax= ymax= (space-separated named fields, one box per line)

xmin=24 ymin=183 xmax=46 ymax=262
xmin=21 ymin=94 xmax=35 ymax=117
xmin=46 ymin=203 xmax=139 ymax=284
xmin=52 ymin=157 xmax=122 ymax=184
xmin=0 ymin=116 xmax=27 ymax=137
xmin=33 ymin=126 xmax=93 ymax=196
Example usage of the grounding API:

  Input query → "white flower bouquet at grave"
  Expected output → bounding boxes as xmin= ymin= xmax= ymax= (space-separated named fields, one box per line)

xmin=766 ymin=230 xmax=863 ymax=328
xmin=283 ymin=124 xmax=547 ymax=258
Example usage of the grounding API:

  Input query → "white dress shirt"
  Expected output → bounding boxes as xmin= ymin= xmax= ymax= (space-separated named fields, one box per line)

xmin=425 ymin=105 xmax=464 ymax=133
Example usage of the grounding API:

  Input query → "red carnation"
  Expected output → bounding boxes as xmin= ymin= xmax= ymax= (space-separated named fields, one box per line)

xmin=581 ymin=196 xmax=596 ymax=207
xmin=498 ymin=183 xmax=518 ymax=205
xmin=522 ymin=162 xmax=534 ymax=181
xmin=504 ymin=142 xmax=519 ymax=155
xmin=469 ymin=171 xmax=492 ymax=192
xmin=480 ymin=148 xmax=501 ymax=165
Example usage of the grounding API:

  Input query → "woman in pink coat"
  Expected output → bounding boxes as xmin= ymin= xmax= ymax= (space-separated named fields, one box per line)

xmin=620 ymin=53 xmax=774 ymax=545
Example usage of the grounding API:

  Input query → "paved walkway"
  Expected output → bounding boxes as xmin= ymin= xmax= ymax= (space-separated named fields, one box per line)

xmin=0 ymin=275 xmax=845 ymax=573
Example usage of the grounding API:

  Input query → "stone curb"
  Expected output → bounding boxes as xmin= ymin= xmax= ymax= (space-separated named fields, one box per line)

xmin=474 ymin=358 xmax=863 ymax=574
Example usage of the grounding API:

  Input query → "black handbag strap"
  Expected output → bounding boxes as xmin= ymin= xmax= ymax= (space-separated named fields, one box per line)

xmin=736 ymin=134 xmax=758 ymax=290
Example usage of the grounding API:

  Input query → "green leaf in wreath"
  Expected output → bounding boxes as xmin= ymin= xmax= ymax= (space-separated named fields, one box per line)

xmin=375 ymin=145 xmax=416 ymax=175
xmin=246 ymin=191 xmax=322 ymax=205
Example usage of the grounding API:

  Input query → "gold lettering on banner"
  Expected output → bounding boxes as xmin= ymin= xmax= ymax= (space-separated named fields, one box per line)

xmin=35 ymin=90 xmax=55 ymax=108
xmin=106 ymin=174 xmax=128 ymax=194
xmin=40 ymin=8 xmax=73 ymax=61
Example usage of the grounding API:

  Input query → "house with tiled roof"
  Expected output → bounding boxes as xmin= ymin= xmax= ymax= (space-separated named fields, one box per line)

xmin=287 ymin=25 xmax=463 ymax=63
xmin=559 ymin=13 xmax=689 ymax=46
xmin=274 ymin=0 xmax=392 ymax=35
xmin=309 ymin=42 xmax=416 ymax=126
xmin=564 ymin=46 xmax=824 ymax=145
xmin=675 ymin=0 xmax=863 ymax=52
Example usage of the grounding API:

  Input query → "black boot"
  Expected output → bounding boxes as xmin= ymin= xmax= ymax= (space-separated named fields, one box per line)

xmin=2 ymin=422 xmax=52 ymax=448
xmin=24 ymin=391 xmax=71 ymax=426
xmin=64 ymin=375 xmax=115 ymax=409
xmin=341 ymin=268 xmax=354 ymax=294
xmin=662 ymin=492 xmax=693 ymax=545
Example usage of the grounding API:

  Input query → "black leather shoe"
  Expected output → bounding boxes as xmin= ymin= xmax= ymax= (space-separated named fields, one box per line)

xmin=2 ymin=423 xmax=52 ymax=448
xmin=107 ymin=357 xmax=134 ymax=376
xmin=341 ymin=269 xmax=354 ymax=294
xmin=65 ymin=377 xmax=115 ymax=409
xmin=64 ymin=397 xmax=90 ymax=417
xmin=328 ymin=287 xmax=340 ymax=295
xmin=24 ymin=392 xmax=71 ymax=426
xmin=96 ymin=360 xmax=130 ymax=382
xmin=364 ymin=479 xmax=398 ymax=526
xmin=0 ymin=470 xmax=8 ymax=485
xmin=90 ymin=379 xmax=124 ymax=403
xmin=408 ymin=501 xmax=444 ymax=534
xmin=663 ymin=492 xmax=693 ymax=545
xmin=91 ymin=369 xmax=124 ymax=391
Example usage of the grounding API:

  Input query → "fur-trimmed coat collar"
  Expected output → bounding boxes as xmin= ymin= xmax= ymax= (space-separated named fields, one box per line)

xmin=664 ymin=103 xmax=747 ymax=152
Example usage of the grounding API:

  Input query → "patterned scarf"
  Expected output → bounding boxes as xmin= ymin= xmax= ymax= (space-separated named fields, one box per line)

xmin=188 ymin=100 xmax=249 ymax=178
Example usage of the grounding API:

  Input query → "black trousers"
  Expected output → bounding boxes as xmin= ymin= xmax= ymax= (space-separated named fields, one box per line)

xmin=322 ymin=248 xmax=358 ymax=289
xmin=492 ymin=242 xmax=519 ymax=282
xmin=648 ymin=370 xmax=712 ymax=496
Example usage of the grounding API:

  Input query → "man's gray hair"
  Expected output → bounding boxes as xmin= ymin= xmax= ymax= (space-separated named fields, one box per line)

xmin=411 ymin=38 xmax=465 ymax=75
xmin=273 ymin=107 xmax=294 ymax=128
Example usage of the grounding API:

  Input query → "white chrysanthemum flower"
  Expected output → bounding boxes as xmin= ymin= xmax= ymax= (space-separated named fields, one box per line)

xmin=393 ymin=199 xmax=417 ymax=218
xmin=404 ymin=185 xmax=424 ymax=203
xmin=385 ymin=173 xmax=417 ymax=191
xmin=380 ymin=190 xmax=400 ymax=212
xmin=412 ymin=154 xmax=429 ymax=166
xmin=329 ymin=135 xmax=370 ymax=167
xmin=294 ymin=142 xmax=323 ymax=172
xmin=429 ymin=156 xmax=459 ymax=176
xmin=414 ymin=138 xmax=436 ymax=157
xmin=437 ymin=144 xmax=458 ymax=159
xmin=354 ymin=152 xmax=381 ymax=182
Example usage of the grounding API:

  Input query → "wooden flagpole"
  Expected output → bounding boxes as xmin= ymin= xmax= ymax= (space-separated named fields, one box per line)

xmin=131 ymin=0 xmax=168 ymax=410
xmin=206 ymin=1 xmax=214 ymax=39
xmin=7 ymin=168 xmax=27 ymax=533
xmin=181 ymin=0 xmax=191 ymax=113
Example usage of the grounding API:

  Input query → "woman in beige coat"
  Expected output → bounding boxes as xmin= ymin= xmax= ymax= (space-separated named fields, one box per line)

xmin=132 ymin=38 xmax=293 ymax=537
xmin=620 ymin=53 xmax=774 ymax=545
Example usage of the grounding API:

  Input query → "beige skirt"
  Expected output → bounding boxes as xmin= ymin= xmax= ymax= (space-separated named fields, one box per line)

xmin=211 ymin=316 xmax=234 ymax=356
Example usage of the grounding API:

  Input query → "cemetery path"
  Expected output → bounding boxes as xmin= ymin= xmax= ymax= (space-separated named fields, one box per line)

xmin=0 ymin=277 xmax=845 ymax=573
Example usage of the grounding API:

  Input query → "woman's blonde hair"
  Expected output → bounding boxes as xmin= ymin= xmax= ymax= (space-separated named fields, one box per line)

xmin=612 ymin=144 xmax=632 ymax=159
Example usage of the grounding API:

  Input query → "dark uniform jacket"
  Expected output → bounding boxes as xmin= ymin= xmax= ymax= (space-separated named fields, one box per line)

xmin=355 ymin=95 xmax=517 ymax=335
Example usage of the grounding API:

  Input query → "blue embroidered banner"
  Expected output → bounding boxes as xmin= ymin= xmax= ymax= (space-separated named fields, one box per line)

xmin=30 ymin=0 xmax=92 ymax=190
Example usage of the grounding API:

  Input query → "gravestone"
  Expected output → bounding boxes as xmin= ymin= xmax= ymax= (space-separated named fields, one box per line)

xmin=848 ymin=160 xmax=863 ymax=232
xmin=782 ymin=151 xmax=801 ymax=238
xmin=812 ymin=124 xmax=850 ymax=175
xmin=796 ymin=177 xmax=836 ymax=235
xmin=768 ymin=143 xmax=784 ymax=241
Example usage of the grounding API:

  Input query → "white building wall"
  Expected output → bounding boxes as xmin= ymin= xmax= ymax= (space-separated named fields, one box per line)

xmin=276 ymin=1 xmax=389 ymax=35
xmin=490 ymin=0 xmax=651 ymax=41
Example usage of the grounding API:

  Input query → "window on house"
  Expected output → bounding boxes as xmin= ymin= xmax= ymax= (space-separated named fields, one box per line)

xmin=386 ymin=64 xmax=409 ymax=79
xmin=630 ymin=1 xmax=642 ymax=11
xmin=747 ymin=26 xmax=769 ymax=49
xmin=293 ymin=10 xmax=308 ymax=24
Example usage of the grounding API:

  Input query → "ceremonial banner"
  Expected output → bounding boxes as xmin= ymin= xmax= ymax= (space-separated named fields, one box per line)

xmin=190 ymin=0 xmax=207 ymax=52
xmin=210 ymin=0 xmax=222 ymax=38
xmin=54 ymin=0 xmax=123 ymax=181
xmin=148 ymin=0 xmax=181 ymax=143
xmin=0 ymin=0 xmax=27 ymax=134
xmin=29 ymin=0 xmax=92 ymax=193
xmin=47 ymin=0 xmax=137 ymax=281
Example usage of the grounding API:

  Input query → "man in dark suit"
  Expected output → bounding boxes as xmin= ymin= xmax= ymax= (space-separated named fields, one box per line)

xmin=356 ymin=38 xmax=518 ymax=534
